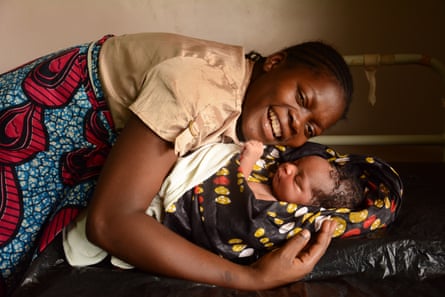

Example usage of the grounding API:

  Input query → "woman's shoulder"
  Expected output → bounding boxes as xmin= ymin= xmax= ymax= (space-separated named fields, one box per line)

xmin=103 ymin=32 xmax=244 ymax=61
xmin=99 ymin=32 xmax=248 ymax=101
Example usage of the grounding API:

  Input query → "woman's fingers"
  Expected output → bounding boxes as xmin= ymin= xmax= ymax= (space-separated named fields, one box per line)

xmin=294 ymin=220 xmax=337 ymax=267
xmin=278 ymin=219 xmax=336 ymax=276
xmin=280 ymin=229 xmax=311 ymax=260
xmin=248 ymin=220 xmax=337 ymax=289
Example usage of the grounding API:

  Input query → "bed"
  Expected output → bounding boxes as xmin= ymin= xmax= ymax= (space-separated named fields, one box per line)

xmin=9 ymin=55 xmax=445 ymax=297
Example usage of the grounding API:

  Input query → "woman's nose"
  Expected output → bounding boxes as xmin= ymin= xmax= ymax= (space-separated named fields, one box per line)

xmin=290 ymin=108 xmax=309 ymax=134
xmin=291 ymin=108 xmax=310 ymax=132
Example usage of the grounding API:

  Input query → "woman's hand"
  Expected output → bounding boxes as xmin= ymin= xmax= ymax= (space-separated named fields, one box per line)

xmin=246 ymin=219 xmax=337 ymax=289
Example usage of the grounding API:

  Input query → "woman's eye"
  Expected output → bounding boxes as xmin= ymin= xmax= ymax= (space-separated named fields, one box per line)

xmin=306 ymin=124 xmax=315 ymax=138
xmin=297 ymin=90 xmax=305 ymax=107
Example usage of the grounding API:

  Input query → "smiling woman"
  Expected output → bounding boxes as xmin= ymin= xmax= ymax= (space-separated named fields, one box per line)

xmin=0 ymin=32 xmax=353 ymax=294
xmin=239 ymin=42 xmax=352 ymax=147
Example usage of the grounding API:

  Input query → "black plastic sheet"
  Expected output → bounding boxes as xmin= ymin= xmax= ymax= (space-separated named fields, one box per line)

xmin=10 ymin=163 xmax=445 ymax=297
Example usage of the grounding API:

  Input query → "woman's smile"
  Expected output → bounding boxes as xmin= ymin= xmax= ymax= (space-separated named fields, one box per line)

xmin=267 ymin=108 xmax=282 ymax=138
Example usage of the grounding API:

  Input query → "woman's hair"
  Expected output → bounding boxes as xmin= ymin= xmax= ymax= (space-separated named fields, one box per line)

xmin=246 ymin=41 xmax=353 ymax=119
xmin=311 ymin=163 xmax=363 ymax=209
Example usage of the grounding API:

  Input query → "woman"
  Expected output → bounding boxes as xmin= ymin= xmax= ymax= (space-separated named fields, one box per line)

xmin=0 ymin=32 xmax=352 ymax=294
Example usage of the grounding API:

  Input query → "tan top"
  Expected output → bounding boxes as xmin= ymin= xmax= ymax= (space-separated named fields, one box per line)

xmin=98 ymin=32 xmax=253 ymax=156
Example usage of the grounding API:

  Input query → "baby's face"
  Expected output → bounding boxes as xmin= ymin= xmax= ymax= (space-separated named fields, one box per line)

xmin=271 ymin=156 xmax=335 ymax=205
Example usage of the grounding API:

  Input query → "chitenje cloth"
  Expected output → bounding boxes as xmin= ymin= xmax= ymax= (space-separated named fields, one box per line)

xmin=0 ymin=35 xmax=116 ymax=294
xmin=63 ymin=142 xmax=403 ymax=268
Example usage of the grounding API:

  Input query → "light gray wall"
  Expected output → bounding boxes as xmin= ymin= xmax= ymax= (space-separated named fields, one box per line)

xmin=1 ymin=0 xmax=444 ymax=161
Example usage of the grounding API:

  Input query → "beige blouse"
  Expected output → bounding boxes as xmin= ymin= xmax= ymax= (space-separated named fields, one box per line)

xmin=98 ymin=32 xmax=253 ymax=156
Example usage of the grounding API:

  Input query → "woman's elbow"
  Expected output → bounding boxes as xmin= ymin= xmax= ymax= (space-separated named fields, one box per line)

xmin=85 ymin=207 xmax=111 ymax=248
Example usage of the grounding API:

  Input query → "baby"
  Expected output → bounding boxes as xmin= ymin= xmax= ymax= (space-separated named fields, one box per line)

xmin=239 ymin=140 xmax=362 ymax=209
xmin=63 ymin=141 xmax=364 ymax=268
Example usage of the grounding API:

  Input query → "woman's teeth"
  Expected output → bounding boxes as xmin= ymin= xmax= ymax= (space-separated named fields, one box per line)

xmin=268 ymin=109 xmax=282 ymax=138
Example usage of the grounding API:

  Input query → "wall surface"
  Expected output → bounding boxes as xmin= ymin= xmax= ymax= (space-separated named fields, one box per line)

xmin=1 ymin=0 xmax=444 ymax=161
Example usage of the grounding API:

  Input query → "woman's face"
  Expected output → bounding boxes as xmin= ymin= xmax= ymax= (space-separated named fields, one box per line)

xmin=240 ymin=53 xmax=346 ymax=147
xmin=271 ymin=156 xmax=335 ymax=205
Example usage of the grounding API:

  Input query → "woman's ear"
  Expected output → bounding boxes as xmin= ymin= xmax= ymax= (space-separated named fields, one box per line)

xmin=263 ymin=51 xmax=287 ymax=72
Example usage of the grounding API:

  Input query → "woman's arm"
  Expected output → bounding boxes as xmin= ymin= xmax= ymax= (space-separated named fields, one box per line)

xmin=86 ymin=114 xmax=336 ymax=290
